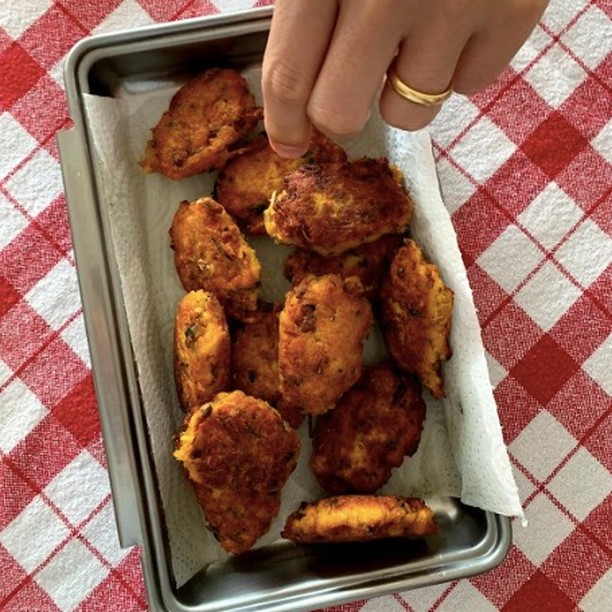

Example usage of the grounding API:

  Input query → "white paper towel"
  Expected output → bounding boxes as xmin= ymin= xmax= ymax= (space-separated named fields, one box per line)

xmin=82 ymin=67 xmax=522 ymax=587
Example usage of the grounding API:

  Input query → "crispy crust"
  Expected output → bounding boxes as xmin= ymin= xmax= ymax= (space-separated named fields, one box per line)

xmin=310 ymin=363 xmax=427 ymax=494
xmin=174 ymin=390 xmax=300 ymax=554
xmin=169 ymin=197 xmax=261 ymax=322
xmin=282 ymin=495 xmax=436 ymax=543
xmin=140 ymin=68 xmax=262 ymax=179
xmin=379 ymin=239 xmax=454 ymax=398
xmin=230 ymin=304 xmax=303 ymax=428
xmin=264 ymin=157 xmax=413 ymax=256
xmin=278 ymin=274 xmax=373 ymax=415
xmin=284 ymin=233 xmax=404 ymax=299
xmin=214 ymin=129 xmax=347 ymax=234
xmin=174 ymin=290 xmax=230 ymax=411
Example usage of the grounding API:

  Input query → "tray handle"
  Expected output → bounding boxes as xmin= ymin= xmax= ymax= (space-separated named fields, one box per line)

xmin=58 ymin=127 xmax=144 ymax=549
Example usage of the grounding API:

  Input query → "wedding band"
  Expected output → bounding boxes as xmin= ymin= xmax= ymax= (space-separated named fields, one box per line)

xmin=386 ymin=66 xmax=452 ymax=107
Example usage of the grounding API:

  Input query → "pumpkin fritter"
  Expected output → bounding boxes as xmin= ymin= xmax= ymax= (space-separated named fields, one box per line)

xmin=310 ymin=363 xmax=426 ymax=494
xmin=278 ymin=274 xmax=373 ymax=415
xmin=282 ymin=495 xmax=436 ymax=543
xmin=140 ymin=68 xmax=262 ymax=179
xmin=284 ymin=233 xmax=404 ymax=299
xmin=264 ymin=157 xmax=413 ymax=256
xmin=174 ymin=390 xmax=300 ymax=554
xmin=169 ymin=197 xmax=261 ymax=322
xmin=174 ymin=290 xmax=230 ymax=412
xmin=214 ymin=129 xmax=347 ymax=234
xmin=230 ymin=304 xmax=304 ymax=428
xmin=379 ymin=239 xmax=454 ymax=398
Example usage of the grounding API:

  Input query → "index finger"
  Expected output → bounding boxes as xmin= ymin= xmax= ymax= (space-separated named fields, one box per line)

xmin=262 ymin=0 xmax=338 ymax=157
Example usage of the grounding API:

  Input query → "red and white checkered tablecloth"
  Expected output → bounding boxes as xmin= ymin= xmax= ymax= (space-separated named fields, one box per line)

xmin=0 ymin=0 xmax=610 ymax=610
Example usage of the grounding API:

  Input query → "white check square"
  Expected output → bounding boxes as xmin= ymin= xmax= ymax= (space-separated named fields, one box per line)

xmin=0 ymin=497 xmax=69 ymax=573
xmin=513 ymin=493 xmax=575 ymax=566
xmin=0 ymin=0 xmax=53 ymax=38
xmin=44 ymin=451 xmax=110 ymax=526
xmin=35 ymin=540 xmax=108 ymax=611
xmin=555 ymin=220 xmax=612 ymax=287
xmin=449 ymin=117 xmax=517 ymax=183
xmin=477 ymin=225 xmax=544 ymax=293
xmin=582 ymin=335 xmax=612 ymax=396
xmin=0 ymin=378 xmax=47 ymax=453
xmin=548 ymin=447 xmax=612 ymax=521
xmin=515 ymin=262 xmax=581 ymax=331
xmin=518 ymin=183 xmax=583 ymax=250
xmin=4 ymin=149 xmax=64 ymax=218
xmin=25 ymin=259 xmax=81 ymax=331
xmin=510 ymin=411 xmax=576 ymax=481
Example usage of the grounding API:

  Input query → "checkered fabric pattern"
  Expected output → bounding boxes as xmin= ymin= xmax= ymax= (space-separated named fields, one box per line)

xmin=0 ymin=0 xmax=609 ymax=610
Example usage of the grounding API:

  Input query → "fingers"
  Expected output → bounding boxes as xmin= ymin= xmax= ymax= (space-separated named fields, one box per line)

xmin=453 ymin=1 xmax=549 ymax=94
xmin=306 ymin=2 xmax=403 ymax=138
xmin=379 ymin=13 xmax=471 ymax=131
xmin=262 ymin=0 xmax=338 ymax=157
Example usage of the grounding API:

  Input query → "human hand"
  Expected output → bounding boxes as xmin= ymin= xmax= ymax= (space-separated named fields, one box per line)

xmin=262 ymin=0 xmax=548 ymax=157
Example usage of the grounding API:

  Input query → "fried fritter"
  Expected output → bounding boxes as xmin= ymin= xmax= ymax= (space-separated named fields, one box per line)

xmin=284 ymin=233 xmax=404 ymax=299
xmin=230 ymin=304 xmax=304 ymax=428
xmin=214 ymin=129 xmax=347 ymax=234
xmin=140 ymin=68 xmax=262 ymax=179
xmin=379 ymin=239 xmax=454 ymax=398
xmin=310 ymin=363 xmax=426 ymax=494
xmin=282 ymin=495 xmax=436 ymax=543
xmin=169 ymin=197 xmax=261 ymax=321
xmin=264 ymin=157 xmax=413 ymax=256
xmin=174 ymin=390 xmax=300 ymax=554
xmin=174 ymin=290 xmax=230 ymax=411
xmin=278 ymin=274 xmax=373 ymax=415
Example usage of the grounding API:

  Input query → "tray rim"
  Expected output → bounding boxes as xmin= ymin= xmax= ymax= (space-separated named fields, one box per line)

xmin=58 ymin=9 xmax=513 ymax=611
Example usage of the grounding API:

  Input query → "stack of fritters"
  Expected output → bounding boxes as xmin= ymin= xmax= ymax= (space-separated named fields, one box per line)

xmin=141 ymin=68 xmax=454 ymax=552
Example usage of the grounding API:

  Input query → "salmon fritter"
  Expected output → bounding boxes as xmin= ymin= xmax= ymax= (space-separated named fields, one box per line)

xmin=214 ymin=129 xmax=347 ymax=234
xmin=140 ymin=68 xmax=262 ymax=179
xmin=278 ymin=274 xmax=373 ymax=415
xmin=174 ymin=290 xmax=230 ymax=411
xmin=230 ymin=304 xmax=303 ymax=428
xmin=170 ymin=197 xmax=261 ymax=322
xmin=310 ymin=363 xmax=427 ymax=494
xmin=264 ymin=157 xmax=413 ymax=256
xmin=379 ymin=239 xmax=454 ymax=398
xmin=282 ymin=495 xmax=436 ymax=543
xmin=173 ymin=390 xmax=300 ymax=554
xmin=284 ymin=233 xmax=404 ymax=299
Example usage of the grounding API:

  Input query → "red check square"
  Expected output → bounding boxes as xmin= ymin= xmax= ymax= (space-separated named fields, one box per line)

xmin=53 ymin=375 xmax=101 ymax=447
xmin=494 ymin=377 xmax=543 ymax=443
xmin=521 ymin=111 xmax=589 ymax=180
xmin=0 ymin=44 xmax=45 ymax=110
xmin=0 ymin=276 xmax=21 ymax=318
xmin=510 ymin=335 xmax=580 ymax=406
xmin=503 ymin=570 xmax=576 ymax=611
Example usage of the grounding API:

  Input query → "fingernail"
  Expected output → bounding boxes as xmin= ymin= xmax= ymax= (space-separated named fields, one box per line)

xmin=270 ymin=141 xmax=308 ymax=159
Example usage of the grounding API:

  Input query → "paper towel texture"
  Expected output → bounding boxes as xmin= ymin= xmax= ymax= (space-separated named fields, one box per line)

xmin=82 ymin=67 xmax=522 ymax=586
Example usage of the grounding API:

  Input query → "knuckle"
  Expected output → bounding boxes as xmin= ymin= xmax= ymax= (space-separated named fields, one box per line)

xmin=263 ymin=58 xmax=311 ymax=107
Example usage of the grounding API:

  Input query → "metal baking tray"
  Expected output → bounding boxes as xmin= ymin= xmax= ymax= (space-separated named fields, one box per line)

xmin=58 ymin=8 xmax=511 ymax=611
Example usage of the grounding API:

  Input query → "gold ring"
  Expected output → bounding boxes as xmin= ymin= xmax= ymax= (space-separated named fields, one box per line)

xmin=386 ymin=66 xmax=452 ymax=107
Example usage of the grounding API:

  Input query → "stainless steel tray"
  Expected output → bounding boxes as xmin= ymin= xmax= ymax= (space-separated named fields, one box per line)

xmin=58 ymin=8 xmax=511 ymax=611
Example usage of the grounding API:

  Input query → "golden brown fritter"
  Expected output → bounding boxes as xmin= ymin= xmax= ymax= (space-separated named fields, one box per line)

xmin=264 ymin=157 xmax=413 ymax=256
xmin=214 ymin=129 xmax=347 ymax=234
xmin=379 ymin=239 xmax=454 ymax=398
xmin=284 ymin=233 xmax=404 ymax=299
xmin=169 ymin=197 xmax=261 ymax=322
xmin=282 ymin=495 xmax=436 ymax=543
xmin=174 ymin=390 xmax=300 ymax=554
xmin=278 ymin=274 xmax=373 ymax=415
xmin=140 ymin=68 xmax=262 ymax=179
xmin=174 ymin=290 xmax=230 ymax=411
xmin=230 ymin=304 xmax=303 ymax=429
xmin=310 ymin=363 xmax=426 ymax=494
